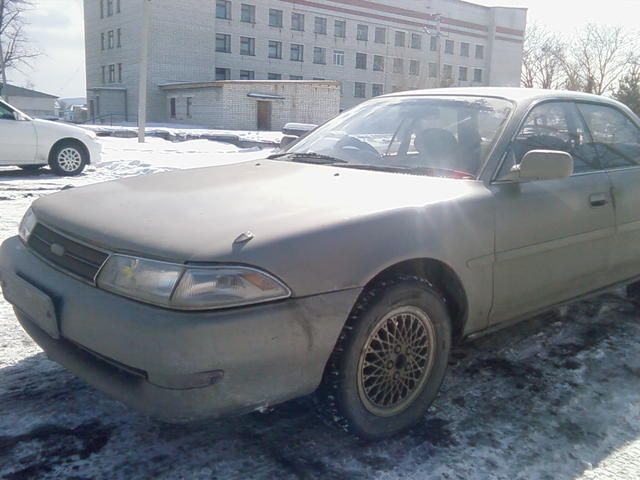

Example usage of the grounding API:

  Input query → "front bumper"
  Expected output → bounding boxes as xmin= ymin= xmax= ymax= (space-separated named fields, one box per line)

xmin=86 ymin=138 xmax=103 ymax=165
xmin=0 ymin=236 xmax=360 ymax=422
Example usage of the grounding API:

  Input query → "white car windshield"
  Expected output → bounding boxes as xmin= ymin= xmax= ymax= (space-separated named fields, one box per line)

xmin=282 ymin=96 xmax=513 ymax=179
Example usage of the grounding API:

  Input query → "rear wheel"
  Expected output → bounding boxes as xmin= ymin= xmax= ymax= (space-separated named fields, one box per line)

xmin=49 ymin=141 xmax=87 ymax=176
xmin=319 ymin=277 xmax=451 ymax=440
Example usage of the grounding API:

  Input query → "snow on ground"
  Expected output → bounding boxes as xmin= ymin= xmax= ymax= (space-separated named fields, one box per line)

xmin=1 ymin=135 xmax=640 ymax=479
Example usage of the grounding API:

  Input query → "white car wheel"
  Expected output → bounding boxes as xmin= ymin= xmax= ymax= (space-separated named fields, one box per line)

xmin=49 ymin=142 xmax=87 ymax=176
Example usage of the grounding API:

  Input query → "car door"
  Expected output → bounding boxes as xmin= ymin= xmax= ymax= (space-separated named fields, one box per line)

xmin=489 ymin=101 xmax=616 ymax=325
xmin=0 ymin=101 xmax=37 ymax=165
xmin=576 ymin=102 xmax=640 ymax=282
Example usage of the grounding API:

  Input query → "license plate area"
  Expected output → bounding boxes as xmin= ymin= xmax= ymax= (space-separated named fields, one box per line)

xmin=2 ymin=274 xmax=59 ymax=339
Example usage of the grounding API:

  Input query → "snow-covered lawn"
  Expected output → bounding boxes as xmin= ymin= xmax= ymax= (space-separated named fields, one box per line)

xmin=1 ymin=135 xmax=640 ymax=479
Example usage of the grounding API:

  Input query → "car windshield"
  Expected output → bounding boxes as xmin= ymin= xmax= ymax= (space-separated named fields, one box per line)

xmin=280 ymin=96 xmax=513 ymax=179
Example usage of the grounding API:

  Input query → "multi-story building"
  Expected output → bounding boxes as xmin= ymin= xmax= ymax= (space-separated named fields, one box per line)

xmin=84 ymin=0 xmax=527 ymax=124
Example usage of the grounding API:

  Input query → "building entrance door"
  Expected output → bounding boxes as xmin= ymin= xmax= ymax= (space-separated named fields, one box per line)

xmin=257 ymin=101 xmax=272 ymax=130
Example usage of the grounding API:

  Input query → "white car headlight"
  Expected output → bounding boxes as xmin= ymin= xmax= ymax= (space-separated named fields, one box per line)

xmin=96 ymin=255 xmax=291 ymax=310
xmin=19 ymin=208 xmax=37 ymax=243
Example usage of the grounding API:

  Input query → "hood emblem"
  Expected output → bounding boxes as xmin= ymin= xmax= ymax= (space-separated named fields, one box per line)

xmin=233 ymin=232 xmax=255 ymax=245
xmin=50 ymin=243 xmax=65 ymax=257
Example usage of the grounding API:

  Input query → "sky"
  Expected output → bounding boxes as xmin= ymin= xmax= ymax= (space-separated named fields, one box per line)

xmin=6 ymin=0 xmax=640 ymax=99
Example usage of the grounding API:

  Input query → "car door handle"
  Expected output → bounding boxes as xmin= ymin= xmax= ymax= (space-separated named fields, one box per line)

xmin=589 ymin=193 xmax=609 ymax=207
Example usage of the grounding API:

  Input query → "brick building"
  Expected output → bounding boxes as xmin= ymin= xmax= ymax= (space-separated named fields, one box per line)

xmin=84 ymin=0 xmax=526 ymax=127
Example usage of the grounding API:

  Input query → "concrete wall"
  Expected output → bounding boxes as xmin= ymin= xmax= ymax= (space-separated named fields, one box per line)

xmin=163 ymin=81 xmax=340 ymax=130
xmin=7 ymin=96 xmax=57 ymax=118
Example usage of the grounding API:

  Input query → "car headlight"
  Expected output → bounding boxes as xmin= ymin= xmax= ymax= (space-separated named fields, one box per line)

xmin=96 ymin=255 xmax=291 ymax=310
xmin=19 ymin=208 xmax=37 ymax=243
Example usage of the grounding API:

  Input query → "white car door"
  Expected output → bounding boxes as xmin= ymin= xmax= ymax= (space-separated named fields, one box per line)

xmin=0 ymin=101 xmax=38 ymax=165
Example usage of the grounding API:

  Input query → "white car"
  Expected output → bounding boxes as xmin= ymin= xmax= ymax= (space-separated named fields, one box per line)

xmin=0 ymin=98 xmax=101 ymax=176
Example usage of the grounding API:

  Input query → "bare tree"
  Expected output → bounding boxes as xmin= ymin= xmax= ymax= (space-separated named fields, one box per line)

xmin=521 ymin=24 xmax=566 ymax=89
xmin=0 ymin=0 xmax=39 ymax=99
xmin=562 ymin=24 xmax=634 ymax=95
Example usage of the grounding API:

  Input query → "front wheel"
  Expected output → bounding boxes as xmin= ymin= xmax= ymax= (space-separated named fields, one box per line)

xmin=49 ymin=141 xmax=87 ymax=176
xmin=319 ymin=277 xmax=451 ymax=440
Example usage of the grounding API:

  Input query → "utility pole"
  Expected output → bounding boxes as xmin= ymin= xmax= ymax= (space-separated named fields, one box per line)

xmin=138 ymin=0 xmax=150 ymax=143
xmin=425 ymin=13 xmax=448 ymax=88
xmin=0 ymin=0 xmax=6 ymax=101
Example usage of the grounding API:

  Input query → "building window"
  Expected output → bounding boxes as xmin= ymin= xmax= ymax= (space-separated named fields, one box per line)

xmin=107 ymin=30 xmax=114 ymax=49
xmin=428 ymin=62 xmax=437 ymax=78
xmin=268 ymin=73 xmax=282 ymax=80
xmin=107 ymin=0 xmax=113 ymax=16
xmin=357 ymin=24 xmax=368 ymax=41
xmin=216 ymin=0 xmax=231 ymax=20
xmin=374 ymin=27 xmax=386 ymax=44
xmin=216 ymin=34 xmax=231 ymax=53
xmin=393 ymin=58 xmax=403 ymax=74
xmin=445 ymin=39 xmax=454 ymax=54
xmin=170 ymin=98 xmax=176 ymax=119
xmin=290 ymin=43 xmax=304 ymax=62
xmin=101 ymin=65 xmax=106 ymax=84
xmin=101 ymin=32 xmax=105 ymax=50
xmin=290 ymin=75 xmax=303 ymax=80
xmin=430 ymin=36 xmax=438 ymax=52
xmin=241 ymin=4 xmax=255 ymax=23
xmin=443 ymin=64 xmax=453 ymax=80
xmin=108 ymin=64 xmax=116 ymax=83
xmin=216 ymin=67 xmax=230 ymax=80
xmin=459 ymin=66 xmax=468 ymax=81
xmin=333 ymin=49 xmax=344 ymax=66
xmin=395 ymin=31 xmax=405 ymax=47
xmin=355 ymin=52 xmax=367 ymax=70
xmin=372 ymin=84 xmax=383 ymax=97
xmin=269 ymin=8 xmax=283 ymax=27
xmin=475 ymin=45 xmax=485 ymax=59
xmin=291 ymin=12 xmax=305 ymax=31
xmin=116 ymin=0 xmax=120 ymax=14
xmin=186 ymin=97 xmax=193 ymax=118
xmin=474 ymin=68 xmax=483 ymax=82
xmin=409 ymin=60 xmax=419 ymax=76
xmin=460 ymin=42 xmax=470 ymax=57
xmin=313 ymin=47 xmax=326 ymax=64
xmin=117 ymin=28 xmax=121 ymax=48
xmin=268 ymin=40 xmax=282 ymax=59
xmin=100 ymin=0 xmax=104 ymax=19
xmin=373 ymin=55 xmax=384 ymax=72
xmin=410 ymin=33 xmax=422 ymax=50
xmin=240 ymin=70 xmax=255 ymax=80
xmin=117 ymin=63 xmax=122 ymax=82
xmin=315 ymin=17 xmax=327 ymax=34
xmin=240 ymin=36 xmax=255 ymax=56
xmin=354 ymin=82 xmax=366 ymax=98
xmin=334 ymin=20 xmax=346 ymax=38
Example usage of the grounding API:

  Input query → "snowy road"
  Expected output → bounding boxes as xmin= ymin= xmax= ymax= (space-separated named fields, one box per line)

xmin=1 ymin=136 xmax=640 ymax=479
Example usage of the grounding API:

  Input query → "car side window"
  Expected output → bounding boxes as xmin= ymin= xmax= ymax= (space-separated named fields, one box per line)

xmin=577 ymin=103 xmax=640 ymax=169
xmin=498 ymin=102 xmax=600 ymax=178
xmin=0 ymin=102 xmax=16 ymax=120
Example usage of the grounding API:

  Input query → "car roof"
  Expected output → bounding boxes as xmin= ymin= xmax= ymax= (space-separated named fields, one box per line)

xmin=383 ymin=87 xmax=622 ymax=106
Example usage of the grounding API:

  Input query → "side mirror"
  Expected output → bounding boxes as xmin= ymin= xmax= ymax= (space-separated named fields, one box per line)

xmin=499 ymin=150 xmax=574 ymax=182
xmin=280 ymin=122 xmax=317 ymax=148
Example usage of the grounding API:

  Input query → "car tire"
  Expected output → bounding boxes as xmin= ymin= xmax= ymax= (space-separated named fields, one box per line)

xmin=49 ymin=141 xmax=87 ymax=176
xmin=319 ymin=276 xmax=451 ymax=440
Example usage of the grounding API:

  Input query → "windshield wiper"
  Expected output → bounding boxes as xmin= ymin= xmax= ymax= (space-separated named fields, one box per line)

xmin=336 ymin=164 xmax=475 ymax=179
xmin=267 ymin=152 xmax=348 ymax=164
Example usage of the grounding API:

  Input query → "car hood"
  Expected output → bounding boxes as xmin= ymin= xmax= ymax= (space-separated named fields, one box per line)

xmin=32 ymin=118 xmax=95 ymax=138
xmin=32 ymin=160 xmax=476 ymax=287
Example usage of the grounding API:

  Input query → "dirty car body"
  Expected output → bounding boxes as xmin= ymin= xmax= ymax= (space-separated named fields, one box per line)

xmin=2 ymin=88 xmax=640 ymax=436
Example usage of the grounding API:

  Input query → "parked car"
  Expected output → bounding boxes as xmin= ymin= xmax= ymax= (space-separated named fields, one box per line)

xmin=2 ymin=88 xmax=640 ymax=440
xmin=0 ymin=98 xmax=101 ymax=176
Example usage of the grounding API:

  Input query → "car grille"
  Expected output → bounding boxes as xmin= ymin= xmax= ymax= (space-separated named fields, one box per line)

xmin=28 ymin=223 xmax=109 ymax=283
